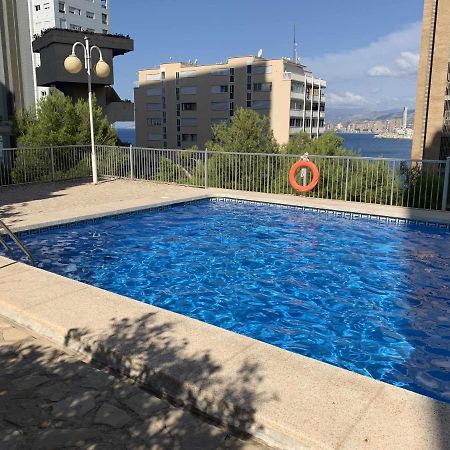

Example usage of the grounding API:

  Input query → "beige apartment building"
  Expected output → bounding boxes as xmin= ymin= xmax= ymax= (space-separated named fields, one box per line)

xmin=135 ymin=56 xmax=326 ymax=149
xmin=412 ymin=0 xmax=450 ymax=160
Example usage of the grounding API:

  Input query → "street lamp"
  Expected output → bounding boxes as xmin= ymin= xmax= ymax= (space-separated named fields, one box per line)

xmin=64 ymin=36 xmax=110 ymax=184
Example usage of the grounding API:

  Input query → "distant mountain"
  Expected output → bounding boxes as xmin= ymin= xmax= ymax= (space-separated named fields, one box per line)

xmin=326 ymin=108 xmax=415 ymax=124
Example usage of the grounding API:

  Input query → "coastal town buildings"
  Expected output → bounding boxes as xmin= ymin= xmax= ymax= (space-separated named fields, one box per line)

xmin=412 ymin=0 xmax=450 ymax=159
xmin=135 ymin=56 xmax=326 ymax=149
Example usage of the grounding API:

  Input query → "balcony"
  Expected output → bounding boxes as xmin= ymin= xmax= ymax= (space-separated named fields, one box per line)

xmin=290 ymin=109 xmax=304 ymax=117
xmin=283 ymin=72 xmax=292 ymax=80
xmin=290 ymin=91 xmax=304 ymax=99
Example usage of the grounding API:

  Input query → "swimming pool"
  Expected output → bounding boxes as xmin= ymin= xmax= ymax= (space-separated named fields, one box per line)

xmin=4 ymin=199 xmax=450 ymax=403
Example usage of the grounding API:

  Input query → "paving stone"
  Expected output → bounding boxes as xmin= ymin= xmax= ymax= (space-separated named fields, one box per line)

xmin=31 ymin=428 xmax=99 ymax=450
xmin=37 ymin=382 xmax=71 ymax=402
xmin=79 ymin=369 xmax=114 ymax=389
xmin=128 ymin=419 xmax=173 ymax=448
xmin=113 ymin=381 xmax=137 ymax=400
xmin=52 ymin=391 xmax=98 ymax=419
xmin=12 ymin=375 xmax=50 ymax=390
xmin=121 ymin=392 xmax=171 ymax=419
xmin=4 ymin=406 xmax=42 ymax=428
xmin=93 ymin=403 xmax=131 ymax=428
xmin=128 ymin=412 xmax=167 ymax=439
xmin=0 ymin=425 xmax=26 ymax=450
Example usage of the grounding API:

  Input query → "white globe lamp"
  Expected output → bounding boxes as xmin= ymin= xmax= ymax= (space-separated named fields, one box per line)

xmin=64 ymin=55 xmax=82 ymax=74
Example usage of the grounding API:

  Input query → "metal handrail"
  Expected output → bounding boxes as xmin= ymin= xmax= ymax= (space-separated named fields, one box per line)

xmin=0 ymin=220 xmax=35 ymax=265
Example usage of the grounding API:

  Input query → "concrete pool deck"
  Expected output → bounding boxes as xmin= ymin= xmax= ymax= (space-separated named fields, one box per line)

xmin=1 ymin=179 xmax=450 ymax=449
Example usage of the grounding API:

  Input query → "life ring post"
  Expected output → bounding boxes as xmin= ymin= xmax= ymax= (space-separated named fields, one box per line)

xmin=289 ymin=160 xmax=320 ymax=193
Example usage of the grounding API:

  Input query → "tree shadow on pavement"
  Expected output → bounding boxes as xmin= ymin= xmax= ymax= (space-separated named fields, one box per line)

xmin=0 ymin=315 xmax=275 ymax=449
xmin=63 ymin=312 xmax=278 ymax=448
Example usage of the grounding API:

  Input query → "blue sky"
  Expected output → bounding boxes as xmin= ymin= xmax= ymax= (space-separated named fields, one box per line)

xmin=111 ymin=0 xmax=424 ymax=114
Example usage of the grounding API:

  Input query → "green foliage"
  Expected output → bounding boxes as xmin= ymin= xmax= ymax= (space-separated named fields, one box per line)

xmin=15 ymin=90 xmax=117 ymax=147
xmin=206 ymin=108 xmax=278 ymax=154
xmin=282 ymin=131 xmax=354 ymax=156
xmin=11 ymin=91 xmax=117 ymax=183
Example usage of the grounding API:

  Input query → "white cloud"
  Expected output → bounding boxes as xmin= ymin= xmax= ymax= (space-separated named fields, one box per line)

xmin=328 ymin=91 xmax=369 ymax=107
xmin=368 ymin=51 xmax=419 ymax=77
xmin=302 ymin=22 xmax=421 ymax=111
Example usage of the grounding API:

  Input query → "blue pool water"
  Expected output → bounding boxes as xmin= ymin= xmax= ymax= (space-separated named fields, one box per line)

xmin=5 ymin=200 xmax=450 ymax=402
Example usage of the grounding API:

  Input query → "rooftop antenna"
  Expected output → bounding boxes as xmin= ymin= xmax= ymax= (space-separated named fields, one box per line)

xmin=257 ymin=48 xmax=263 ymax=58
xmin=293 ymin=24 xmax=299 ymax=63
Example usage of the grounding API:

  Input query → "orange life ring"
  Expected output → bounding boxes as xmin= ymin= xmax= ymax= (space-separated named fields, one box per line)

xmin=289 ymin=160 xmax=320 ymax=193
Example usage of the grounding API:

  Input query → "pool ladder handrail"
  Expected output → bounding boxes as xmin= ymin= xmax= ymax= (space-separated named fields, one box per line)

xmin=0 ymin=220 xmax=35 ymax=265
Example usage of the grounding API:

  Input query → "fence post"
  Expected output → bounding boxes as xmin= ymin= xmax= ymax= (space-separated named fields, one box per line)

xmin=50 ymin=145 xmax=55 ymax=181
xmin=344 ymin=158 xmax=349 ymax=201
xmin=390 ymin=161 xmax=396 ymax=206
xmin=442 ymin=157 xmax=450 ymax=211
xmin=204 ymin=147 xmax=208 ymax=189
xmin=129 ymin=144 xmax=134 ymax=180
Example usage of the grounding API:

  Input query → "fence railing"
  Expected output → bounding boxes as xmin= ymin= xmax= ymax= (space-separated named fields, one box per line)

xmin=1 ymin=145 xmax=450 ymax=211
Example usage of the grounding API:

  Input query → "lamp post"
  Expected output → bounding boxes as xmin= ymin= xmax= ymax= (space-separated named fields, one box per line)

xmin=64 ymin=36 xmax=110 ymax=184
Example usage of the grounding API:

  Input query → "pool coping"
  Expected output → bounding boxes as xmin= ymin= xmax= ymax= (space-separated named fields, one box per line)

xmin=1 ymin=191 xmax=450 ymax=449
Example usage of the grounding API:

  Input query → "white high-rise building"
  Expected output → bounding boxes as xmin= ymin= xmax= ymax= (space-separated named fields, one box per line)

xmin=402 ymin=106 xmax=408 ymax=129
xmin=27 ymin=0 xmax=111 ymax=101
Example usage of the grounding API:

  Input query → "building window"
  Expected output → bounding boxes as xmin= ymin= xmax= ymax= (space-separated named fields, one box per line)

xmin=58 ymin=2 xmax=66 ymax=13
xmin=146 ymin=103 xmax=161 ymax=111
xmin=253 ymin=82 xmax=272 ymax=92
xmin=60 ymin=18 xmax=67 ymax=28
xmin=180 ymin=118 xmax=198 ymax=127
xmin=101 ymin=0 xmax=107 ymax=8
xmin=211 ymin=102 xmax=228 ymax=111
xmin=43 ymin=2 xmax=50 ymax=9
xmin=145 ymin=73 xmax=161 ymax=81
xmin=253 ymin=65 xmax=272 ymax=74
xmin=229 ymin=85 xmax=234 ymax=99
xmin=146 ymin=87 xmax=161 ymax=96
xmin=211 ymin=68 xmax=228 ymax=76
xmin=229 ymin=67 xmax=235 ymax=83
xmin=147 ymin=118 xmax=162 ymax=126
xmin=211 ymin=118 xmax=228 ymax=125
xmin=290 ymin=118 xmax=303 ymax=128
xmin=247 ymin=65 xmax=252 ymax=74
xmin=210 ymin=85 xmax=228 ymax=94
xmin=86 ymin=11 xmax=95 ymax=19
xmin=181 ymin=103 xmax=196 ymax=111
xmin=180 ymin=86 xmax=197 ymax=95
xmin=252 ymin=100 xmax=271 ymax=110
xmin=35 ymin=5 xmax=41 ymax=11
xmin=290 ymin=99 xmax=304 ymax=110
xmin=70 ymin=24 xmax=82 ymax=30
xmin=148 ymin=133 xmax=162 ymax=141
xmin=182 ymin=134 xmax=197 ymax=142
xmin=102 ymin=29 xmax=108 ymax=34
xmin=179 ymin=70 xmax=196 ymax=79
xmin=102 ymin=13 xmax=108 ymax=24
xmin=229 ymin=101 xmax=234 ymax=116
xmin=291 ymin=81 xmax=305 ymax=94
xmin=69 ymin=6 xmax=81 ymax=15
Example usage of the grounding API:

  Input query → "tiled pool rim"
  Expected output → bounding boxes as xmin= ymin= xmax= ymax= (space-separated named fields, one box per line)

xmin=6 ymin=197 xmax=450 ymax=239
xmin=1 ymin=192 xmax=450 ymax=449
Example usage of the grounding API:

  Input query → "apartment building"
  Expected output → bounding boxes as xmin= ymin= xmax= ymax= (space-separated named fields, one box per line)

xmin=135 ymin=56 xmax=326 ymax=149
xmin=0 ymin=0 xmax=35 ymax=148
xmin=412 ymin=0 xmax=450 ymax=160
xmin=28 ymin=0 xmax=111 ymax=101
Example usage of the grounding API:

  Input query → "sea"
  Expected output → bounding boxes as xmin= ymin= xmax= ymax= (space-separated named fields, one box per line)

xmin=116 ymin=129 xmax=412 ymax=160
